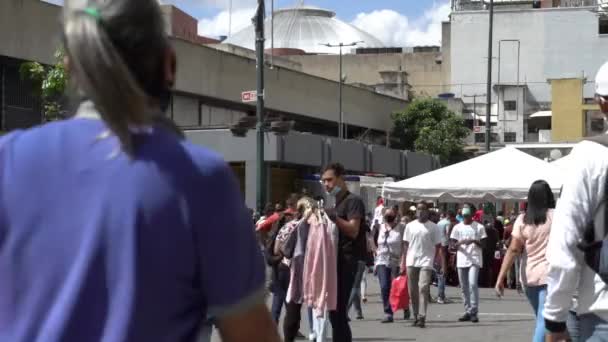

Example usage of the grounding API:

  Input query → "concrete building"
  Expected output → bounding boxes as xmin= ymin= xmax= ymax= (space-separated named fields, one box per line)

xmin=0 ymin=0 xmax=438 ymax=210
xmin=220 ymin=5 xmax=449 ymax=100
xmin=549 ymin=77 xmax=602 ymax=141
xmin=449 ymin=0 xmax=608 ymax=145
xmin=286 ymin=47 xmax=447 ymax=100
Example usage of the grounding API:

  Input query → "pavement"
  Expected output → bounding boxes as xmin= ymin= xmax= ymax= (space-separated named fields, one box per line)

xmin=211 ymin=274 xmax=535 ymax=342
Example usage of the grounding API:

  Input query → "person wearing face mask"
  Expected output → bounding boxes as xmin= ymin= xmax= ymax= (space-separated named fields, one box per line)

xmin=375 ymin=207 xmax=408 ymax=323
xmin=400 ymin=203 xmax=445 ymax=328
xmin=450 ymin=204 xmax=488 ymax=323
xmin=320 ymin=163 xmax=367 ymax=342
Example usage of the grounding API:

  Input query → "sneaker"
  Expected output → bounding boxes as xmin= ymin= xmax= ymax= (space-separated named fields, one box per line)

xmin=471 ymin=315 xmax=479 ymax=323
xmin=418 ymin=317 xmax=426 ymax=328
xmin=356 ymin=314 xmax=364 ymax=320
xmin=308 ymin=333 xmax=317 ymax=341
xmin=437 ymin=297 xmax=446 ymax=304
xmin=458 ymin=313 xmax=472 ymax=322
xmin=296 ymin=331 xmax=305 ymax=338
xmin=404 ymin=310 xmax=411 ymax=320
xmin=381 ymin=316 xmax=394 ymax=323
xmin=362 ymin=297 xmax=368 ymax=304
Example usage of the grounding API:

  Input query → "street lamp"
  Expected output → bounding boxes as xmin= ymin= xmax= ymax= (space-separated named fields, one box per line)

xmin=321 ymin=41 xmax=364 ymax=139
xmin=484 ymin=0 xmax=494 ymax=152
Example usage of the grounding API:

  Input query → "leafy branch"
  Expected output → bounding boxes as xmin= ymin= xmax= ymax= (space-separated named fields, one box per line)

xmin=19 ymin=49 xmax=67 ymax=122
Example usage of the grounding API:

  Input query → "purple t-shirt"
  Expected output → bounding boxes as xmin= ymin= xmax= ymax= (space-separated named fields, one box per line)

xmin=0 ymin=117 xmax=265 ymax=341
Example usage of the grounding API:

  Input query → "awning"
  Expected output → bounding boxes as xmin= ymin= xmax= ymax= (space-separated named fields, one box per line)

xmin=382 ymin=147 xmax=563 ymax=202
xmin=530 ymin=110 xmax=552 ymax=118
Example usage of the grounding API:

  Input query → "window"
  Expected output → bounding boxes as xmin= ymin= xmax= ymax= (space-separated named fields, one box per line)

xmin=586 ymin=110 xmax=605 ymax=137
xmin=504 ymin=101 xmax=517 ymax=111
xmin=464 ymin=119 xmax=475 ymax=130
xmin=600 ymin=17 xmax=608 ymax=35
xmin=474 ymin=133 xmax=499 ymax=143
xmin=504 ymin=132 xmax=517 ymax=143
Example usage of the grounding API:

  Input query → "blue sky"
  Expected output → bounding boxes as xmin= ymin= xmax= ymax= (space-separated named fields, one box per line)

xmin=42 ymin=0 xmax=451 ymax=47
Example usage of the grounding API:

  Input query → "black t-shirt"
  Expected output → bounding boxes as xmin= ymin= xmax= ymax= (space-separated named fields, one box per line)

xmin=335 ymin=191 xmax=367 ymax=264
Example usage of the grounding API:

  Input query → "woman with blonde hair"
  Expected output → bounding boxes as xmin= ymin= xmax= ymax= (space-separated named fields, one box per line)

xmin=0 ymin=1 xmax=278 ymax=341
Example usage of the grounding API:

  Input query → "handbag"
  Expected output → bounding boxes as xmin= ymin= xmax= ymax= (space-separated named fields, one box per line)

xmin=389 ymin=275 xmax=409 ymax=312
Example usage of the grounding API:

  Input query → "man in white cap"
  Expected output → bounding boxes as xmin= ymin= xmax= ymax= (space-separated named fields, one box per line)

xmin=544 ymin=62 xmax=608 ymax=341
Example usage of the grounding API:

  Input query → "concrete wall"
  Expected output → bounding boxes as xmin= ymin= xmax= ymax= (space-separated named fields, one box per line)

xmin=173 ymin=39 xmax=405 ymax=132
xmin=495 ymin=86 xmax=527 ymax=143
xmin=0 ymin=0 xmax=405 ymax=134
xmin=184 ymin=129 xmax=437 ymax=208
xmin=369 ymin=145 xmax=402 ymax=176
xmin=551 ymin=78 xmax=587 ymax=141
xmin=451 ymin=7 xmax=608 ymax=103
xmin=406 ymin=152 xmax=434 ymax=177
xmin=0 ymin=0 xmax=61 ymax=65
xmin=326 ymin=138 xmax=368 ymax=173
xmin=286 ymin=51 xmax=448 ymax=99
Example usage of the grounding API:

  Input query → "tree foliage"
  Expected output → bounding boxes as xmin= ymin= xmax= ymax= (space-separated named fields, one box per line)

xmin=391 ymin=98 xmax=470 ymax=165
xmin=19 ymin=49 xmax=67 ymax=122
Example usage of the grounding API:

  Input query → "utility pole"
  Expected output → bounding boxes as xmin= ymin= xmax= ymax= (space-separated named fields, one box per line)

xmin=485 ymin=0 xmax=494 ymax=152
xmin=322 ymin=41 xmax=364 ymax=139
xmin=254 ymin=0 xmax=266 ymax=214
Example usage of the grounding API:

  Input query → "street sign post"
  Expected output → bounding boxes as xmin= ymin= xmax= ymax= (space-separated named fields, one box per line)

xmin=241 ymin=90 xmax=257 ymax=103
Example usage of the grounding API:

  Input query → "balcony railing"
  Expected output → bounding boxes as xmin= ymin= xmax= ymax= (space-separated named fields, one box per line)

xmin=453 ymin=0 xmax=598 ymax=11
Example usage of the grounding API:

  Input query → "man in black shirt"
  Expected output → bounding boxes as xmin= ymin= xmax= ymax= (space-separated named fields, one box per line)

xmin=321 ymin=163 xmax=367 ymax=342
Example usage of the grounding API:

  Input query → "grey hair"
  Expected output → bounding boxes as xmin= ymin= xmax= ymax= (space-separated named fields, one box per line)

xmin=63 ymin=0 xmax=169 ymax=156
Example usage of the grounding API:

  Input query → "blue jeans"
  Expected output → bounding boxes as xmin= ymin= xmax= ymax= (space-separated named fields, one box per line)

xmin=567 ymin=311 xmax=580 ymax=342
xmin=437 ymin=271 xmax=446 ymax=300
xmin=524 ymin=285 xmax=547 ymax=342
xmin=581 ymin=313 xmax=608 ymax=341
xmin=347 ymin=261 xmax=366 ymax=317
xmin=457 ymin=265 xmax=480 ymax=315
xmin=377 ymin=265 xmax=399 ymax=316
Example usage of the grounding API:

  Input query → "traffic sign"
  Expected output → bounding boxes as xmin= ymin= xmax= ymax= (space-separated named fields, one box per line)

xmin=241 ymin=90 xmax=257 ymax=103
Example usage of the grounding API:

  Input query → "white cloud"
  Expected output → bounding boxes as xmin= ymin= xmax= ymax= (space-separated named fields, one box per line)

xmin=351 ymin=2 xmax=451 ymax=47
xmin=198 ymin=7 xmax=256 ymax=38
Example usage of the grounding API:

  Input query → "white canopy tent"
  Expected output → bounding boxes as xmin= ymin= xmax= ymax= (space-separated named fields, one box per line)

xmin=383 ymin=147 xmax=563 ymax=203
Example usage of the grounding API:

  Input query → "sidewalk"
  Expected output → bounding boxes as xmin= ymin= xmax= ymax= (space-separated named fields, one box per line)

xmin=210 ymin=276 xmax=535 ymax=342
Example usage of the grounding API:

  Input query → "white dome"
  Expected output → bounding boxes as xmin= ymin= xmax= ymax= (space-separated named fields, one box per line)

xmin=223 ymin=6 xmax=384 ymax=54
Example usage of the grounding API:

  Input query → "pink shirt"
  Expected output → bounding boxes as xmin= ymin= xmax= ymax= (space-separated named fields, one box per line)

xmin=512 ymin=209 xmax=553 ymax=286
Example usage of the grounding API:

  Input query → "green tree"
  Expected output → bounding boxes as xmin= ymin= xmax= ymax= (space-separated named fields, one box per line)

xmin=19 ymin=49 xmax=67 ymax=122
xmin=391 ymin=98 xmax=470 ymax=165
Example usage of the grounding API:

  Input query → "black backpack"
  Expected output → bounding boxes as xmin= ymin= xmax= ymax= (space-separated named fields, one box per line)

xmin=578 ymin=135 xmax=608 ymax=283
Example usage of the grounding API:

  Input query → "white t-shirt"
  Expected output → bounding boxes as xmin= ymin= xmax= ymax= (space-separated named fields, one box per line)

xmin=403 ymin=220 xmax=442 ymax=269
xmin=450 ymin=221 xmax=487 ymax=268
xmin=375 ymin=223 xmax=403 ymax=267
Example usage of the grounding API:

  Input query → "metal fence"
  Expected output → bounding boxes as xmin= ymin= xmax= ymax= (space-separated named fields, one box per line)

xmin=453 ymin=0 xmax=598 ymax=11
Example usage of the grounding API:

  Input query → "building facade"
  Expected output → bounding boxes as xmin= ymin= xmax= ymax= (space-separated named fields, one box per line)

xmin=449 ymin=0 xmax=608 ymax=145
xmin=0 ymin=0 xmax=438 ymax=210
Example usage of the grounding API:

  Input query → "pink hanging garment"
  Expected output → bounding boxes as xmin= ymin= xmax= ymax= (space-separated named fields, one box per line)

xmin=302 ymin=212 xmax=338 ymax=318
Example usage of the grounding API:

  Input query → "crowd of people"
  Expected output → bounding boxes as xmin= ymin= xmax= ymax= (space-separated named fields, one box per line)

xmin=256 ymin=168 xmax=555 ymax=341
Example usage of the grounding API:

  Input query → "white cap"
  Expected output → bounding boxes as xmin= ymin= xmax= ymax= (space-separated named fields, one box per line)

xmin=596 ymin=61 xmax=608 ymax=96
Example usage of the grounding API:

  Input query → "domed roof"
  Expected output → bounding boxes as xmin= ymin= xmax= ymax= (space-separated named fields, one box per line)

xmin=223 ymin=6 xmax=384 ymax=54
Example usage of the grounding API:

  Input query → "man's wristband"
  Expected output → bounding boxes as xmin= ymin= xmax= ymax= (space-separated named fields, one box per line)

xmin=545 ymin=319 xmax=567 ymax=333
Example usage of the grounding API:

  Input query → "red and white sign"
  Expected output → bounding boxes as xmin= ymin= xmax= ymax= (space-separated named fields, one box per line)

xmin=241 ymin=90 xmax=257 ymax=103
xmin=473 ymin=126 xmax=482 ymax=133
